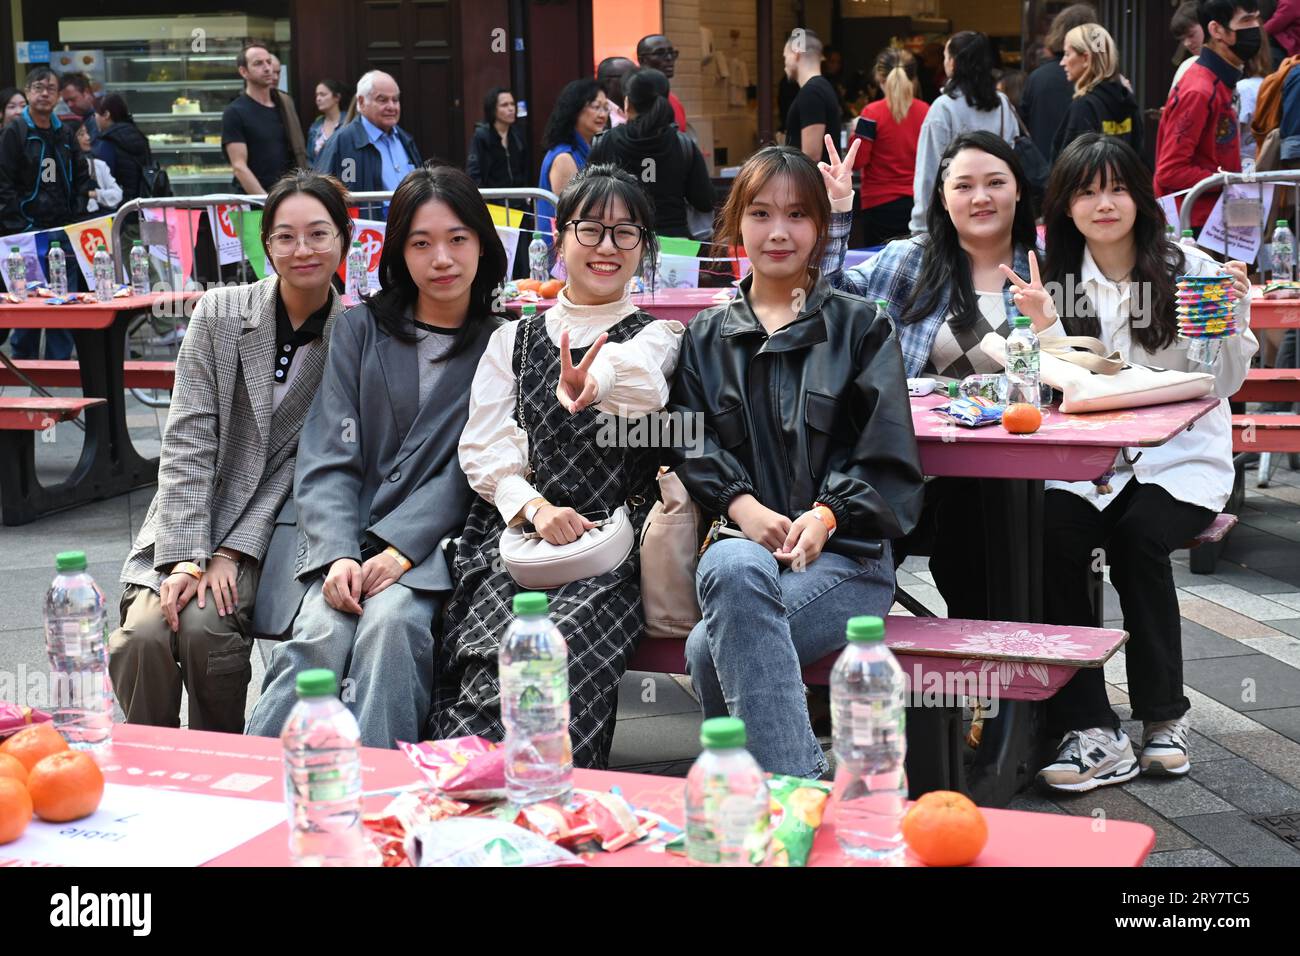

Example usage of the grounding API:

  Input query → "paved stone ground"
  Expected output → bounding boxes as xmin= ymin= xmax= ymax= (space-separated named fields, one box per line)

xmin=2 ymin=382 xmax=1299 ymax=866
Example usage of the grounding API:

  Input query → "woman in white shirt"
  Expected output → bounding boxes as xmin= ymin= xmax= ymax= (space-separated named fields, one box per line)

xmin=76 ymin=122 xmax=121 ymax=213
xmin=432 ymin=164 xmax=684 ymax=768
xmin=1012 ymin=133 xmax=1256 ymax=793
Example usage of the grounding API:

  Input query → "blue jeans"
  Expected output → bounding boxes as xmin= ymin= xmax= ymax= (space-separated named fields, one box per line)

xmin=685 ymin=537 xmax=897 ymax=778
xmin=245 ymin=578 xmax=440 ymax=749
xmin=10 ymin=328 xmax=74 ymax=360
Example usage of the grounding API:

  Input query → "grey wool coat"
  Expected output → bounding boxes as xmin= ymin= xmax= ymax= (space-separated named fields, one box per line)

xmin=121 ymin=276 xmax=342 ymax=595
xmin=253 ymin=303 xmax=500 ymax=638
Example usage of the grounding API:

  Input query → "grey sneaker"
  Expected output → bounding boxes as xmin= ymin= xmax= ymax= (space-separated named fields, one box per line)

xmin=1140 ymin=715 xmax=1191 ymax=776
xmin=1037 ymin=727 xmax=1140 ymax=793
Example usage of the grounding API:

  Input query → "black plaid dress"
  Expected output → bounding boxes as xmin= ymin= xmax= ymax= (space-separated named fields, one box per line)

xmin=431 ymin=311 xmax=660 ymax=769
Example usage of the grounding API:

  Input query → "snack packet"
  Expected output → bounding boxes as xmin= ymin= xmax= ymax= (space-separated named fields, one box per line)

xmin=579 ymin=791 xmax=647 ymax=852
xmin=765 ymin=774 xmax=832 ymax=867
xmin=0 ymin=702 xmax=51 ymax=739
xmin=398 ymin=737 xmax=505 ymax=801
xmin=933 ymin=396 xmax=1004 ymax=428
xmin=407 ymin=818 xmax=585 ymax=867
xmin=362 ymin=788 xmax=472 ymax=867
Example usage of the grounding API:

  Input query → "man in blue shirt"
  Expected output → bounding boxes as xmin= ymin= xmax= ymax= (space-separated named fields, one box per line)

xmin=314 ymin=70 xmax=421 ymax=216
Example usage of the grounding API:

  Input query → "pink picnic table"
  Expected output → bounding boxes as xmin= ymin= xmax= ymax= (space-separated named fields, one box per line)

xmin=1249 ymin=287 xmax=1300 ymax=329
xmin=0 ymin=725 xmax=1150 ymax=867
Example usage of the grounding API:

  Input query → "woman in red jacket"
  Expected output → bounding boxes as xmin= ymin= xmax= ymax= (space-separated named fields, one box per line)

xmin=850 ymin=48 xmax=929 ymax=247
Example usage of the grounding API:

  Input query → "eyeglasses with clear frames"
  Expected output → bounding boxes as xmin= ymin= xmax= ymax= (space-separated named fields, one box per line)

xmin=268 ymin=228 xmax=340 ymax=256
xmin=565 ymin=220 xmax=645 ymax=250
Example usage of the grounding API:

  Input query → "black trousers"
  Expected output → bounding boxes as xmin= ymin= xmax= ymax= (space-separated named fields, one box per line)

xmin=854 ymin=196 xmax=913 ymax=249
xmin=1042 ymin=479 xmax=1213 ymax=736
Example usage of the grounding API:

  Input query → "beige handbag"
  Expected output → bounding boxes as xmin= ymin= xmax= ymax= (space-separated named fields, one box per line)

xmin=980 ymin=332 xmax=1215 ymax=413
xmin=499 ymin=506 xmax=634 ymax=589
xmin=639 ymin=468 xmax=704 ymax=639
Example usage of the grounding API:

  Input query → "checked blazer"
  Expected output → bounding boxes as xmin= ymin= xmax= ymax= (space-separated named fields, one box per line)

xmin=121 ymin=276 xmax=343 ymax=592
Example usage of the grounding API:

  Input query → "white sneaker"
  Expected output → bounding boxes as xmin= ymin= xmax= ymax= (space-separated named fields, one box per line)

xmin=1140 ymin=715 xmax=1191 ymax=776
xmin=1036 ymin=727 xmax=1140 ymax=793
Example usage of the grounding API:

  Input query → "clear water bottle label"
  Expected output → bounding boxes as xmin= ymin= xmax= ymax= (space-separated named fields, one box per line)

xmin=501 ymin=658 xmax=568 ymax=722
xmin=306 ymin=767 xmax=348 ymax=802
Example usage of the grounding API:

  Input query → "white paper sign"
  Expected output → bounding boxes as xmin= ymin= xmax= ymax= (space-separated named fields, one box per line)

xmin=653 ymin=253 xmax=701 ymax=289
xmin=1195 ymin=184 xmax=1276 ymax=262
xmin=209 ymin=204 xmax=247 ymax=266
xmin=0 ymin=784 xmax=284 ymax=867
xmin=495 ymin=225 xmax=520 ymax=279
xmin=350 ymin=218 xmax=386 ymax=292
xmin=0 ymin=231 xmax=44 ymax=291
xmin=1157 ymin=193 xmax=1182 ymax=233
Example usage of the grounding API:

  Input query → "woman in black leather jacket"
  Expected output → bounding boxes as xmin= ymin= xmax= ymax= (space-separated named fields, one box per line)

xmin=666 ymin=145 xmax=925 ymax=778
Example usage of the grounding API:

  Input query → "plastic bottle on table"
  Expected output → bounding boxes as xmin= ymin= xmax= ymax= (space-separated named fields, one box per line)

xmin=281 ymin=668 xmax=377 ymax=866
xmin=528 ymin=232 xmax=550 ymax=283
xmin=47 ymin=241 xmax=67 ymax=298
xmin=500 ymin=592 xmax=573 ymax=808
xmin=1180 ymin=228 xmax=1198 ymax=248
xmin=43 ymin=551 xmax=112 ymax=754
xmin=5 ymin=245 xmax=27 ymax=301
xmin=830 ymin=615 xmax=908 ymax=862
xmin=92 ymin=243 xmax=114 ymax=302
xmin=1004 ymin=314 xmax=1042 ymax=407
xmin=1273 ymin=220 xmax=1295 ymax=282
xmin=346 ymin=240 xmax=368 ymax=302
xmin=684 ymin=716 xmax=771 ymax=866
xmin=129 ymin=240 xmax=150 ymax=296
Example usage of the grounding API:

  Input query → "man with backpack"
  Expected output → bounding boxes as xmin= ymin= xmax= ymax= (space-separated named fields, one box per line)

xmin=0 ymin=67 xmax=91 ymax=360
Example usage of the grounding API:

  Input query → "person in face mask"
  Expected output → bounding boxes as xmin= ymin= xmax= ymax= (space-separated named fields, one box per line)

xmin=1154 ymin=0 xmax=1262 ymax=229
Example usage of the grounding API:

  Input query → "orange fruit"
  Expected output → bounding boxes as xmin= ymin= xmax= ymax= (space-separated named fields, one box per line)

xmin=26 ymin=750 xmax=104 ymax=823
xmin=901 ymin=790 xmax=988 ymax=866
xmin=1001 ymin=403 xmax=1043 ymax=434
xmin=539 ymin=279 xmax=565 ymax=299
xmin=0 ymin=777 xmax=33 ymax=844
xmin=516 ymin=278 xmax=542 ymax=293
xmin=0 ymin=753 xmax=28 ymax=786
xmin=0 ymin=723 xmax=69 ymax=772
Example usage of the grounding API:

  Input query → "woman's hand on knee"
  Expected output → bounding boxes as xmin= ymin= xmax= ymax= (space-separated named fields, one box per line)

xmin=159 ymin=572 xmax=199 ymax=632
xmin=535 ymin=504 xmax=595 ymax=545
xmin=774 ymin=511 xmax=829 ymax=568
xmin=197 ymin=554 xmax=240 ymax=618
xmin=727 ymin=494 xmax=792 ymax=552
xmin=323 ymin=558 xmax=365 ymax=615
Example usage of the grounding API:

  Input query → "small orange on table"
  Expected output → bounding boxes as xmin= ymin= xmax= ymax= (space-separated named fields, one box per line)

xmin=0 ymin=777 xmax=33 ymax=844
xmin=27 ymin=750 xmax=104 ymax=823
xmin=0 ymin=722 xmax=69 ymax=772
xmin=1001 ymin=403 xmax=1042 ymax=434
xmin=539 ymin=279 xmax=565 ymax=299
xmin=0 ymin=752 xmax=29 ymax=786
xmin=901 ymin=790 xmax=988 ymax=866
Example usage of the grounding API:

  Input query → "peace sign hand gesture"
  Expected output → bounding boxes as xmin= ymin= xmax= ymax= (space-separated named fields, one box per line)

xmin=817 ymin=134 xmax=861 ymax=203
xmin=998 ymin=250 xmax=1058 ymax=332
xmin=557 ymin=329 xmax=608 ymax=414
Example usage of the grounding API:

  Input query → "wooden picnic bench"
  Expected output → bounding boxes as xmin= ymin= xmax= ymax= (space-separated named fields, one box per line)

xmin=0 ymin=359 xmax=176 ymax=391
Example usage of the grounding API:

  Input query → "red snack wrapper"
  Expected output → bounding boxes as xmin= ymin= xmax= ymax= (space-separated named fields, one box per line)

xmin=579 ymin=791 xmax=646 ymax=852
xmin=0 ymin=703 xmax=51 ymax=739
xmin=398 ymin=737 xmax=506 ymax=801
xmin=362 ymin=788 xmax=471 ymax=867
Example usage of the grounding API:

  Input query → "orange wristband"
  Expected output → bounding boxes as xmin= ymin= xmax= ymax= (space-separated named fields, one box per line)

xmin=811 ymin=503 xmax=837 ymax=537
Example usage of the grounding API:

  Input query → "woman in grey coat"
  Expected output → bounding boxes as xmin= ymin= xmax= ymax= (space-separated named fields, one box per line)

xmin=245 ymin=165 xmax=507 ymax=748
xmin=108 ymin=171 xmax=353 ymax=733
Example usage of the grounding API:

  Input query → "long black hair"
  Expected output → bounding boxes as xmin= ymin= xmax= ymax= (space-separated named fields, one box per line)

xmin=944 ymin=31 xmax=999 ymax=111
xmin=1042 ymin=133 xmax=1182 ymax=353
xmin=902 ymin=131 xmax=1038 ymax=330
xmin=367 ymin=163 xmax=508 ymax=353
xmin=623 ymin=68 xmax=676 ymax=136
xmin=542 ymin=78 xmax=601 ymax=152
xmin=555 ymin=163 xmax=660 ymax=287
xmin=482 ymin=86 xmax=513 ymax=125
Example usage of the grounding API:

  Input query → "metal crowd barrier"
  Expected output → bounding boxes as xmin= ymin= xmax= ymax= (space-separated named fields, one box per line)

xmin=1178 ymin=168 xmax=1300 ymax=265
xmin=110 ymin=186 xmax=559 ymax=287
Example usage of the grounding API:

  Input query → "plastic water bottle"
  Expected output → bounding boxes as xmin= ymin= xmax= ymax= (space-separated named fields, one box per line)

xmin=43 ymin=551 xmax=112 ymax=754
xmin=1004 ymin=314 xmax=1042 ymax=407
xmin=684 ymin=717 xmax=771 ymax=866
xmin=500 ymin=592 xmax=573 ymax=807
xmin=1180 ymin=228 xmax=1198 ymax=248
xmin=92 ymin=243 xmax=114 ymax=301
xmin=346 ymin=240 xmax=367 ymax=301
xmin=528 ymin=232 xmax=549 ymax=283
xmin=281 ymin=669 xmax=376 ymax=866
xmin=48 ymin=241 xmax=67 ymax=298
xmin=129 ymin=240 xmax=150 ymax=296
xmin=830 ymin=615 xmax=907 ymax=862
xmin=1164 ymin=224 xmax=1176 ymax=242
xmin=5 ymin=245 xmax=27 ymax=300
xmin=1273 ymin=220 xmax=1295 ymax=281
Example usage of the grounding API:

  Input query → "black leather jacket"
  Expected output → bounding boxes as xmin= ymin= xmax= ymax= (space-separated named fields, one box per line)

xmin=667 ymin=276 xmax=925 ymax=543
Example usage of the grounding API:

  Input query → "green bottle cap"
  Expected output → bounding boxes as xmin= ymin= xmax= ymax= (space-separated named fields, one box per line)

xmin=295 ymin=669 xmax=337 ymax=698
xmin=55 ymin=551 xmax=87 ymax=572
xmin=513 ymin=592 xmax=548 ymax=616
xmin=9 ymin=245 xmax=18 ymax=253
xmin=1013 ymin=315 xmax=1031 ymax=328
xmin=699 ymin=716 xmax=746 ymax=749
xmin=1182 ymin=229 xmax=1194 ymax=237
xmin=50 ymin=241 xmax=60 ymax=249
xmin=533 ymin=232 xmax=545 ymax=241
xmin=352 ymin=240 xmax=362 ymax=247
xmin=1280 ymin=220 xmax=1290 ymax=229
xmin=846 ymin=615 xmax=886 ymax=643
xmin=133 ymin=240 xmax=142 ymax=247
xmin=947 ymin=381 xmax=960 ymax=398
